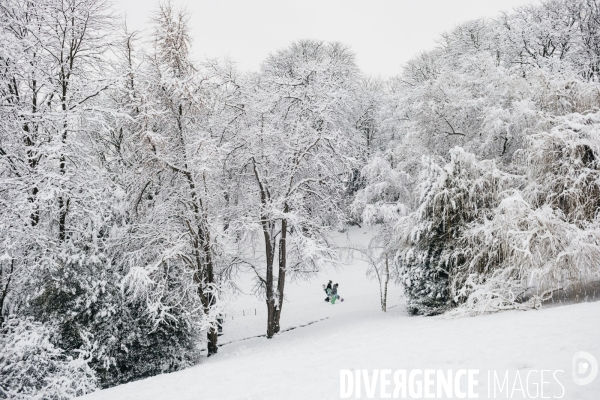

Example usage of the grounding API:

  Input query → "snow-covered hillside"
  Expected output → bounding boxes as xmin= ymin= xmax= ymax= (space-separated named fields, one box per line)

xmin=215 ymin=228 xmax=399 ymax=344
xmin=82 ymin=229 xmax=600 ymax=400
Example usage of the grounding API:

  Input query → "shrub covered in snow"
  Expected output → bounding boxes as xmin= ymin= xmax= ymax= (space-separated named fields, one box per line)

xmin=395 ymin=148 xmax=513 ymax=315
xmin=448 ymin=113 xmax=600 ymax=316
xmin=25 ymin=240 xmax=204 ymax=388
xmin=0 ymin=317 xmax=97 ymax=399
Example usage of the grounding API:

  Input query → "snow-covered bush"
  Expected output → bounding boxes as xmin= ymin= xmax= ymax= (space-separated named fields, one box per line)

xmin=450 ymin=197 xmax=600 ymax=316
xmin=447 ymin=112 xmax=600 ymax=316
xmin=27 ymin=247 xmax=203 ymax=388
xmin=0 ymin=317 xmax=97 ymax=399
xmin=395 ymin=113 xmax=600 ymax=316
xmin=395 ymin=148 xmax=513 ymax=315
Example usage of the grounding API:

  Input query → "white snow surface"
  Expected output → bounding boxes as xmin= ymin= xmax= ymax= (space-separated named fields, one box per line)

xmin=83 ymin=228 xmax=600 ymax=400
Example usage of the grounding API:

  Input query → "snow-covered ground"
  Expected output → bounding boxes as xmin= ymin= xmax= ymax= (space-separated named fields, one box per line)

xmin=216 ymin=228 xmax=398 ymax=345
xmin=83 ymin=228 xmax=600 ymax=400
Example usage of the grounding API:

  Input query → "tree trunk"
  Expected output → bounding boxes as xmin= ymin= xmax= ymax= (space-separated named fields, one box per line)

xmin=207 ymin=327 xmax=218 ymax=356
xmin=198 ymin=227 xmax=217 ymax=356
xmin=266 ymin=297 xmax=276 ymax=338
xmin=178 ymin=106 xmax=219 ymax=355
xmin=0 ymin=259 xmax=14 ymax=327
xmin=273 ymin=211 xmax=288 ymax=334
xmin=382 ymin=254 xmax=389 ymax=312
xmin=252 ymin=161 xmax=278 ymax=339
xmin=193 ymin=260 xmax=218 ymax=357
xmin=58 ymin=82 xmax=69 ymax=242
xmin=265 ymin=231 xmax=275 ymax=338
xmin=23 ymin=85 xmax=40 ymax=227
xmin=262 ymin=217 xmax=275 ymax=339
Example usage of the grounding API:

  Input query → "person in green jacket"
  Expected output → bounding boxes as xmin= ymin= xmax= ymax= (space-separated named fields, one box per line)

xmin=331 ymin=283 xmax=343 ymax=304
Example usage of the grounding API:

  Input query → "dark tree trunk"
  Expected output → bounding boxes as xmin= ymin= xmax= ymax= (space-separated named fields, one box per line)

xmin=58 ymin=82 xmax=69 ymax=242
xmin=273 ymin=209 xmax=288 ymax=334
xmin=0 ymin=259 xmax=15 ymax=327
xmin=264 ymin=225 xmax=275 ymax=338
xmin=252 ymin=160 xmax=279 ymax=339
xmin=207 ymin=327 xmax=218 ymax=356
xmin=176 ymin=102 xmax=219 ymax=355
xmin=266 ymin=297 xmax=276 ymax=338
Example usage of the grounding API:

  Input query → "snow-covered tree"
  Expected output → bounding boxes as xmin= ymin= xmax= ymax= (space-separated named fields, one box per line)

xmin=1 ymin=0 xmax=211 ymax=390
xmin=108 ymin=3 xmax=239 ymax=357
xmin=227 ymin=40 xmax=363 ymax=338
xmin=0 ymin=0 xmax=113 ymax=323
xmin=356 ymin=0 xmax=600 ymax=316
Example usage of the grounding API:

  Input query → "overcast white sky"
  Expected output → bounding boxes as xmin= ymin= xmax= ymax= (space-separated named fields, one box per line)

xmin=116 ymin=0 xmax=541 ymax=77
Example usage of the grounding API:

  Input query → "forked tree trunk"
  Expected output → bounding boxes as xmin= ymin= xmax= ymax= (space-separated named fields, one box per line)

xmin=183 ymin=182 xmax=218 ymax=356
xmin=175 ymin=100 xmax=220 ymax=355
xmin=252 ymin=161 xmax=281 ymax=339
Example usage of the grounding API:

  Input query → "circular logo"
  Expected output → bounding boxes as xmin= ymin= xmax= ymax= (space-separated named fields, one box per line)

xmin=572 ymin=351 xmax=598 ymax=386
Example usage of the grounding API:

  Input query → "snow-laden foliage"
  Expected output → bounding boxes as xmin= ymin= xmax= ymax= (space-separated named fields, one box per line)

xmin=1 ymin=0 xmax=224 ymax=393
xmin=449 ymin=113 xmax=600 ymax=316
xmin=357 ymin=0 xmax=600 ymax=316
xmin=395 ymin=148 xmax=512 ymax=315
xmin=369 ymin=113 xmax=600 ymax=316
xmin=0 ymin=317 xmax=97 ymax=399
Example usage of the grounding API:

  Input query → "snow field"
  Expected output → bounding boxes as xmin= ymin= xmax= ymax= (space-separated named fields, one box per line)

xmin=82 ymin=229 xmax=600 ymax=400
xmin=83 ymin=301 xmax=600 ymax=400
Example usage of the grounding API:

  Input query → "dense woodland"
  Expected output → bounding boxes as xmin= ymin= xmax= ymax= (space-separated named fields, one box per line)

xmin=2 ymin=0 xmax=600 ymax=398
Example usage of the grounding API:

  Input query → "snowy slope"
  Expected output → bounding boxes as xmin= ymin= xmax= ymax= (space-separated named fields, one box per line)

xmin=217 ymin=228 xmax=400 ymax=345
xmin=82 ymin=228 xmax=600 ymax=400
